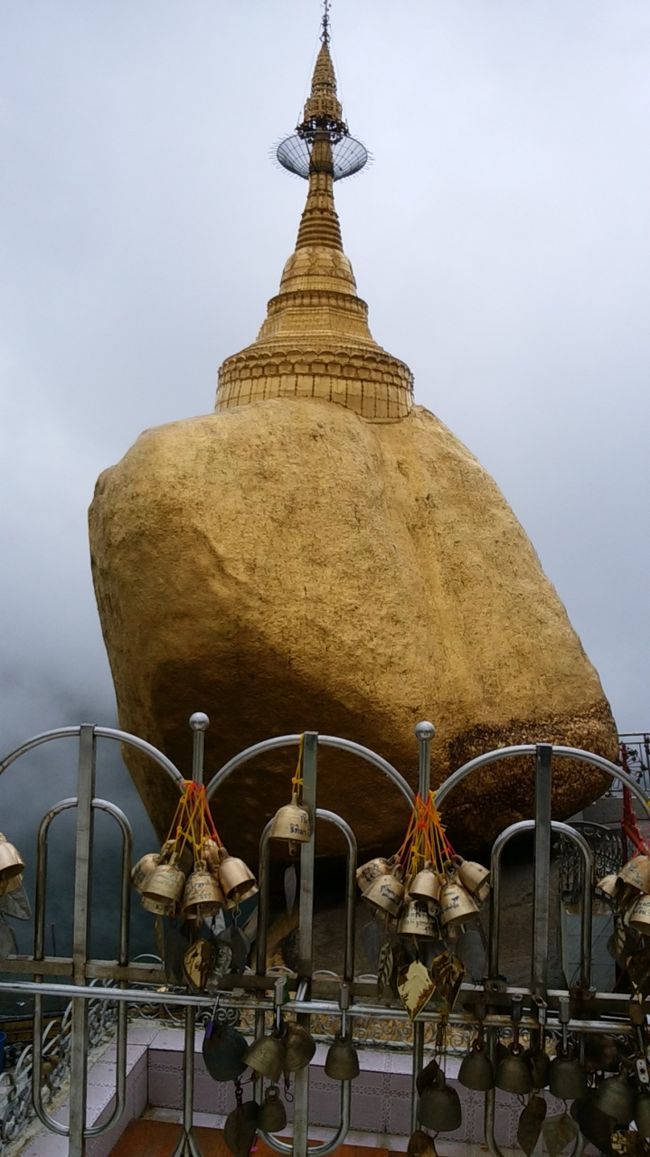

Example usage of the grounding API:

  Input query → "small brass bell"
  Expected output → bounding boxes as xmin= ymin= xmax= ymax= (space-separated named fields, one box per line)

xmin=203 ymin=838 xmax=223 ymax=873
xmin=592 ymin=1073 xmax=635 ymax=1126
xmin=458 ymin=1040 xmax=494 ymax=1092
xmin=219 ymin=851 xmax=256 ymax=899
xmin=243 ymin=1032 xmax=286 ymax=1083
xmin=270 ymin=794 xmax=311 ymax=844
xmin=0 ymin=834 xmax=25 ymax=884
xmin=617 ymin=854 xmax=650 ymax=895
xmin=181 ymin=861 xmax=224 ymax=918
xmin=635 ymin=1091 xmax=650 ymax=1137
xmin=408 ymin=866 xmax=442 ymax=905
xmin=142 ymin=860 xmax=186 ymax=906
xmin=548 ymin=1047 xmax=587 ymax=1100
xmin=595 ymin=873 xmax=618 ymax=900
xmin=131 ymin=852 xmax=161 ymax=893
xmin=398 ymin=899 xmax=437 ymax=938
xmin=356 ymin=857 xmax=391 ymax=892
xmin=257 ymin=1085 xmax=287 ymax=1133
xmin=407 ymin=1129 xmax=437 ymax=1157
xmin=324 ymin=1034 xmax=360 ymax=1081
xmin=363 ymin=870 xmax=405 ymax=917
xmin=496 ymin=1044 xmax=532 ymax=1095
xmin=283 ymin=1022 xmax=316 ymax=1073
xmin=140 ymin=892 xmax=175 ymax=916
xmin=223 ymin=1100 xmax=259 ymax=1157
xmin=418 ymin=1079 xmax=462 ymax=1132
xmin=457 ymin=858 xmax=490 ymax=903
xmin=439 ymin=878 xmax=479 ymax=927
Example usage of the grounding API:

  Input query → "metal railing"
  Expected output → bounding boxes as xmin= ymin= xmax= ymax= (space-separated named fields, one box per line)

xmin=0 ymin=718 xmax=648 ymax=1156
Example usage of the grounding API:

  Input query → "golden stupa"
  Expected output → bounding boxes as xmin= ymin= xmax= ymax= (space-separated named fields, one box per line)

xmin=89 ymin=8 xmax=616 ymax=857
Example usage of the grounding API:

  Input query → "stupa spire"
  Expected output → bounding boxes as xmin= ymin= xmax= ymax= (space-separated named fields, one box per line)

xmin=216 ymin=4 xmax=414 ymax=422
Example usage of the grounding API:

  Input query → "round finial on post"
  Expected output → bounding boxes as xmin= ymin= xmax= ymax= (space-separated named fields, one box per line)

xmin=415 ymin=721 xmax=436 ymax=741
xmin=189 ymin=712 xmax=210 ymax=732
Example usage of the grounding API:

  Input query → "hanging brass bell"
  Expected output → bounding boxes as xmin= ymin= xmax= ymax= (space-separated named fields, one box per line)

xmin=629 ymin=893 xmax=650 ymax=935
xmin=257 ymin=1085 xmax=287 ymax=1133
xmin=219 ymin=851 xmax=256 ymax=899
xmin=458 ymin=1040 xmax=494 ymax=1091
xmin=635 ymin=1092 xmax=650 ymax=1137
xmin=142 ymin=860 xmax=186 ymax=906
xmin=283 ymin=1022 xmax=316 ymax=1072
xmin=324 ymin=1034 xmax=360 ymax=1081
xmin=363 ymin=870 xmax=405 ymax=917
xmin=140 ymin=892 xmax=175 ymax=916
xmin=0 ymin=834 xmax=24 ymax=884
xmin=356 ymin=857 xmax=391 ymax=892
xmin=592 ymin=1073 xmax=635 ymax=1125
xmin=548 ymin=1047 xmax=588 ymax=1100
xmin=181 ymin=861 xmax=224 ymax=918
xmin=457 ymin=858 xmax=490 ymax=902
xmin=243 ymin=1032 xmax=286 ymax=1082
xmin=270 ymin=794 xmax=311 ymax=844
xmin=439 ymin=879 xmax=479 ymax=927
xmin=595 ymin=873 xmax=618 ymax=901
xmin=0 ymin=872 xmax=24 ymax=897
xmin=496 ymin=1044 xmax=532 ymax=1095
xmin=398 ymin=899 xmax=437 ymax=938
xmin=203 ymin=838 xmax=223 ymax=873
xmin=418 ymin=1079 xmax=462 ymax=1132
xmin=407 ymin=1129 xmax=437 ymax=1157
xmin=408 ymin=867 xmax=442 ymax=905
xmin=131 ymin=852 xmax=161 ymax=893
xmin=223 ymin=1100 xmax=259 ymax=1157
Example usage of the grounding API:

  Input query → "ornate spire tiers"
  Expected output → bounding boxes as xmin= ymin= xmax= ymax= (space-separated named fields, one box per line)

xmin=216 ymin=9 xmax=413 ymax=421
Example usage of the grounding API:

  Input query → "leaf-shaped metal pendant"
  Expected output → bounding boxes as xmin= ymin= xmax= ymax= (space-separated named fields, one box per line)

xmin=455 ymin=926 xmax=486 ymax=984
xmin=164 ymin=922 xmax=190 ymax=986
xmin=0 ymin=918 xmax=18 ymax=958
xmin=429 ymin=950 xmax=464 ymax=1013
xmin=543 ymin=1111 xmax=579 ymax=1157
xmin=202 ymin=1023 xmax=248 ymax=1082
xmin=284 ymin=865 xmax=297 ymax=915
xmin=377 ymin=940 xmax=394 ymax=997
xmin=517 ymin=1095 xmax=547 ymax=1156
xmin=183 ymin=939 xmax=216 ymax=992
xmin=228 ymin=925 xmax=250 ymax=974
xmin=397 ymin=960 xmax=435 ymax=1021
xmin=626 ymin=950 xmax=650 ymax=999
xmin=223 ymin=1101 xmax=260 ymax=1157
xmin=0 ymin=881 xmax=31 ymax=921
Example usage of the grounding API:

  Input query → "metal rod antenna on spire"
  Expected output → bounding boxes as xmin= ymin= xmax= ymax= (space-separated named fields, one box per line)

xmin=321 ymin=0 xmax=331 ymax=44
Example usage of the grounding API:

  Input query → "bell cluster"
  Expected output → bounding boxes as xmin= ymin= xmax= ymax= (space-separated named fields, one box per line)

xmin=131 ymin=838 xmax=257 ymax=922
xmin=597 ymin=852 xmax=650 ymax=934
xmin=357 ymin=853 xmax=490 ymax=940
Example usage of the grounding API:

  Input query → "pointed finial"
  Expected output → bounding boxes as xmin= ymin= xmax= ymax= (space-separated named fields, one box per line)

xmin=321 ymin=0 xmax=331 ymax=45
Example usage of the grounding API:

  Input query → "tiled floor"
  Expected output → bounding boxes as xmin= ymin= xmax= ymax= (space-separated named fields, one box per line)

xmin=109 ymin=1120 xmax=385 ymax=1157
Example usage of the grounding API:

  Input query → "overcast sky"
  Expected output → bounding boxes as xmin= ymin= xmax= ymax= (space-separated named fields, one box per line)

xmin=1 ymin=0 xmax=648 ymax=811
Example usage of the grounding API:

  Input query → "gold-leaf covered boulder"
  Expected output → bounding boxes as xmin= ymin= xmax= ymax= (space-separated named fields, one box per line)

xmin=88 ymin=28 xmax=616 ymax=859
